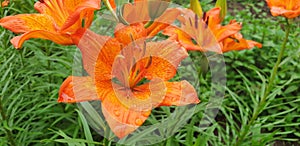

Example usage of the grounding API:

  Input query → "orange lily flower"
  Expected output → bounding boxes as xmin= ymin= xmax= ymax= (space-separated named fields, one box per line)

xmin=0 ymin=0 xmax=100 ymax=49
xmin=204 ymin=8 xmax=262 ymax=52
xmin=266 ymin=0 xmax=300 ymax=18
xmin=163 ymin=8 xmax=262 ymax=53
xmin=220 ymin=21 xmax=262 ymax=52
xmin=109 ymin=0 xmax=180 ymax=37
xmin=108 ymin=0 xmax=116 ymax=8
xmin=1 ymin=0 xmax=9 ymax=7
xmin=59 ymin=24 xmax=200 ymax=138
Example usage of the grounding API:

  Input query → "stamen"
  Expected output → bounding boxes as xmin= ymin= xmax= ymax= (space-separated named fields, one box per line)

xmin=81 ymin=18 xmax=86 ymax=28
xmin=205 ymin=16 xmax=209 ymax=28
xmin=129 ymin=33 xmax=136 ymax=46
xmin=131 ymin=58 xmax=137 ymax=72
xmin=195 ymin=14 xmax=199 ymax=29
xmin=145 ymin=56 xmax=152 ymax=69
xmin=142 ymin=41 xmax=147 ymax=56
xmin=116 ymin=54 xmax=125 ymax=59
xmin=189 ymin=17 xmax=193 ymax=27
xmin=203 ymin=12 xmax=207 ymax=21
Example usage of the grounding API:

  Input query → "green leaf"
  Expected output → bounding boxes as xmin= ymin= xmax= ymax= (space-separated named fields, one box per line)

xmin=76 ymin=109 xmax=94 ymax=146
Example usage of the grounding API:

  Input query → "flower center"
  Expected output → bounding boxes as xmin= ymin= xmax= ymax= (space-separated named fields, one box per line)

xmin=128 ymin=56 xmax=152 ymax=88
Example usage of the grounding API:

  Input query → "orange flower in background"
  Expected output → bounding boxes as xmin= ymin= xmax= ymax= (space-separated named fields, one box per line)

xmin=59 ymin=24 xmax=200 ymax=138
xmin=204 ymin=8 xmax=262 ymax=52
xmin=109 ymin=0 xmax=180 ymax=37
xmin=0 ymin=0 xmax=100 ymax=49
xmin=163 ymin=8 xmax=222 ymax=52
xmin=222 ymin=32 xmax=263 ymax=52
xmin=266 ymin=0 xmax=300 ymax=18
xmin=1 ymin=0 xmax=9 ymax=7
xmin=204 ymin=8 xmax=241 ymax=43
xmin=108 ymin=0 xmax=116 ymax=8
xmin=163 ymin=8 xmax=262 ymax=53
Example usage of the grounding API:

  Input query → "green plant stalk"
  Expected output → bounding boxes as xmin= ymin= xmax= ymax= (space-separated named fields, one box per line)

xmin=0 ymin=0 xmax=3 ymax=17
xmin=103 ymin=0 xmax=119 ymax=22
xmin=0 ymin=97 xmax=16 ymax=146
xmin=264 ymin=19 xmax=290 ymax=97
xmin=144 ymin=21 xmax=154 ymax=28
xmin=235 ymin=18 xmax=291 ymax=146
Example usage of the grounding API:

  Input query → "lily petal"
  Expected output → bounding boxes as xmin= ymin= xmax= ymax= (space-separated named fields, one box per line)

xmin=34 ymin=0 xmax=100 ymax=32
xmin=205 ymin=7 xmax=222 ymax=28
xmin=94 ymin=38 xmax=122 ymax=81
xmin=270 ymin=6 xmax=300 ymax=18
xmin=1 ymin=0 xmax=9 ymax=7
xmin=132 ymin=78 xmax=199 ymax=107
xmin=147 ymin=8 xmax=181 ymax=37
xmin=101 ymin=78 xmax=199 ymax=139
xmin=101 ymin=87 xmax=152 ymax=138
xmin=170 ymin=9 xmax=222 ymax=53
xmin=246 ymin=40 xmax=263 ymax=49
xmin=266 ymin=0 xmax=300 ymax=18
xmin=113 ymin=40 xmax=188 ymax=82
xmin=109 ymin=0 xmax=116 ymax=9
xmin=34 ymin=0 xmax=70 ymax=27
xmin=58 ymin=76 xmax=99 ymax=103
xmin=122 ymin=0 xmax=150 ymax=24
xmin=143 ymin=40 xmax=188 ymax=80
xmin=11 ymin=30 xmax=73 ymax=49
xmin=60 ymin=0 xmax=101 ymax=31
xmin=163 ymin=26 xmax=204 ymax=51
xmin=159 ymin=80 xmax=200 ymax=106
xmin=0 ymin=14 xmax=56 ymax=33
xmin=72 ymin=29 xmax=111 ymax=77
xmin=114 ymin=23 xmax=147 ymax=46
xmin=222 ymin=33 xmax=262 ymax=52
xmin=131 ymin=78 xmax=167 ymax=108
xmin=213 ymin=20 xmax=241 ymax=42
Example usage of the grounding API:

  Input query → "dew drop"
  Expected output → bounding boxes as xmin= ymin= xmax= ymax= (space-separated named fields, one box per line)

xmin=172 ymin=97 xmax=178 ymax=102
xmin=114 ymin=110 xmax=120 ymax=116
xmin=178 ymin=63 xmax=181 ymax=67
xmin=182 ymin=82 xmax=187 ymax=88
xmin=135 ymin=118 xmax=143 ymax=125
xmin=142 ymin=111 xmax=151 ymax=117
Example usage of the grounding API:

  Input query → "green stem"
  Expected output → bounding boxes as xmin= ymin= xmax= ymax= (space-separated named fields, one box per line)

xmin=103 ymin=0 xmax=119 ymax=22
xmin=264 ymin=19 xmax=290 ymax=97
xmin=234 ymin=18 xmax=291 ymax=146
xmin=0 ymin=0 xmax=3 ymax=17
xmin=144 ymin=21 xmax=154 ymax=28
xmin=0 ymin=97 xmax=16 ymax=146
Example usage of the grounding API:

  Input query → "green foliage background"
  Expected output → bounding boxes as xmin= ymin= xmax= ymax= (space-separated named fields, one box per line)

xmin=0 ymin=0 xmax=299 ymax=145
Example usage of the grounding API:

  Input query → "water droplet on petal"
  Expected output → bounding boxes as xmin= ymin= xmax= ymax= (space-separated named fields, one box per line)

xmin=172 ymin=97 xmax=178 ymax=102
xmin=182 ymin=82 xmax=187 ymax=88
xmin=142 ymin=111 xmax=151 ymax=117
xmin=135 ymin=118 xmax=143 ymax=125
xmin=114 ymin=110 xmax=120 ymax=117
